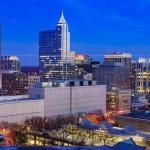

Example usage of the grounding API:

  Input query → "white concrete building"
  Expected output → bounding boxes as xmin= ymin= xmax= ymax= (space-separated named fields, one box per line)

xmin=0 ymin=81 xmax=106 ymax=123
xmin=30 ymin=81 xmax=106 ymax=117
xmin=0 ymin=95 xmax=44 ymax=123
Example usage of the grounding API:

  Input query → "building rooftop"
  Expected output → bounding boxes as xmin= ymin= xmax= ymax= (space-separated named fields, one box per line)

xmin=0 ymin=95 xmax=29 ymax=101
xmin=104 ymin=53 xmax=132 ymax=58
xmin=32 ymin=80 xmax=97 ymax=88
xmin=0 ymin=95 xmax=42 ymax=104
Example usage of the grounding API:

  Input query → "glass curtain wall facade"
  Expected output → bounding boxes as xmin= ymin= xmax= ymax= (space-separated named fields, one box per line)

xmin=39 ymin=11 xmax=75 ymax=81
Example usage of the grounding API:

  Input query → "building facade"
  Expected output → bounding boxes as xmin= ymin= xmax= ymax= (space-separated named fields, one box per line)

xmin=104 ymin=52 xmax=132 ymax=69
xmin=75 ymin=64 xmax=94 ymax=80
xmin=39 ymin=11 xmax=75 ymax=81
xmin=96 ymin=63 xmax=130 ymax=89
xmin=75 ymin=54 xmax=91 ymax=65
xmin=0 ymin=81 xmax=106 ymax=123
xmin=75 ymin=55 xmax=99 ymax=80
xmin=1 ymin=56 xmax=20 ymax=73
xmin=29 ymin=81 xmax=106 ymax=117
xmin=2 ymin=73 xmax=40 ymax=95
xmin=0 ymin=95 xmax=44 ymax=123
xmin=136 ymin=58 xmax=150 ymax=94
xmin=130 ymin=61 xmax=137 ymax=91
xmin=107 ymin=87 xmax=131 ymax=114
xmin=96 ymin=63 xmax=131 ymax=114
xmin=28 ymin=75 xmax=41 ymax=88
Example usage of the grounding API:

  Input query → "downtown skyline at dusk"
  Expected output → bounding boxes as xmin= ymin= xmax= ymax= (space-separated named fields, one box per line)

xmin=0 ymin=0 xmax=150 ymax=65
xmin=0 ymin=1 xmax=150 ymax=148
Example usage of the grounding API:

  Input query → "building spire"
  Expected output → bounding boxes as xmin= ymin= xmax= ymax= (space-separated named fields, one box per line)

xmin=58 ymin=10 xmax=66 ymax=24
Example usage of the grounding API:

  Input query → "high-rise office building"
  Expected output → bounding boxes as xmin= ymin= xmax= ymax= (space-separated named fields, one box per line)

xmin=39 ymin=11 xmax=75 ymax=81
xmin=75 ymin=64 xmax=93 ymax=80
xmin=136 ymin=57 xmax=150 ymax=94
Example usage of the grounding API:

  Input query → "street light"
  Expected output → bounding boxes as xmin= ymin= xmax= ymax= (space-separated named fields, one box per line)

xmin=27 ymin=126 xmax=30 ymax=132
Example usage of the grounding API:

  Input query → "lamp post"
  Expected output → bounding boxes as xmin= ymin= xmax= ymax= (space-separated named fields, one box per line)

xmin=70 ymin=84 xmax=72 ymax=118
xmin=69 ymin=81 xmax=73 ymax=144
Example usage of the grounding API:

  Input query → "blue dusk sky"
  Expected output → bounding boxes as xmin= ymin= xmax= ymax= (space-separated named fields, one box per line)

xmin=0 ymin=0 xmax=150 ymax=66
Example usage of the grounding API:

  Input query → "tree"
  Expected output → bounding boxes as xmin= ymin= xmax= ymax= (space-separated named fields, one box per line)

xmin=96 ymin=131 xmax=114 ymax=145
xmin=12 ymin=126 xmax=27 ymax=145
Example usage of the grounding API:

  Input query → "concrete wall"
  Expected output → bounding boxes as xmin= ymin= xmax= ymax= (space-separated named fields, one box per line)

xmin=29 ymin=88 xmax=45 ymax=99
xmin=43 ymin=85 xmax=106 ymax=116
xmin=0 ymin=85 xmax=106 ymax=123
xmin=0 ymin=100 xmax=44 ymax=123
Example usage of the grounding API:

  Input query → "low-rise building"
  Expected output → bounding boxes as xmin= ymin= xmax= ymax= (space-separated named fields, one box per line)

xmin=30 ymin=80 xmax=106 ymax=117
xmin=2 ymin=73 xmax=40 ymax=95
xmin=116 ymin=111 xmax=150 ymax=132
xmin=0 ymin=80 xmax=106 ymax=123
xmin=107 ymin=87 xmax=131 ymax=114
xmin=0 ymin=95 xmax=44 ymax=123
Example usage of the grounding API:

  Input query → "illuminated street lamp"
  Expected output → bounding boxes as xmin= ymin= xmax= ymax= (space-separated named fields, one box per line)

xmin=27 ymin=126 xmax=30 ymax=132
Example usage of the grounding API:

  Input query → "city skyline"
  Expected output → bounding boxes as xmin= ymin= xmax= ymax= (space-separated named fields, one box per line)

xmin=0 ymin=0 xmax=150 ymax=66
xmin=0 ymin=1 xmax=150 ymax=148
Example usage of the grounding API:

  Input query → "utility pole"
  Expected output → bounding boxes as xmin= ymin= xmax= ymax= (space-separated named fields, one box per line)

xmin=70 ymin=84 xmax=72 ymax=117
xmin=69 ymin=82 xmax=73 ymax=144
